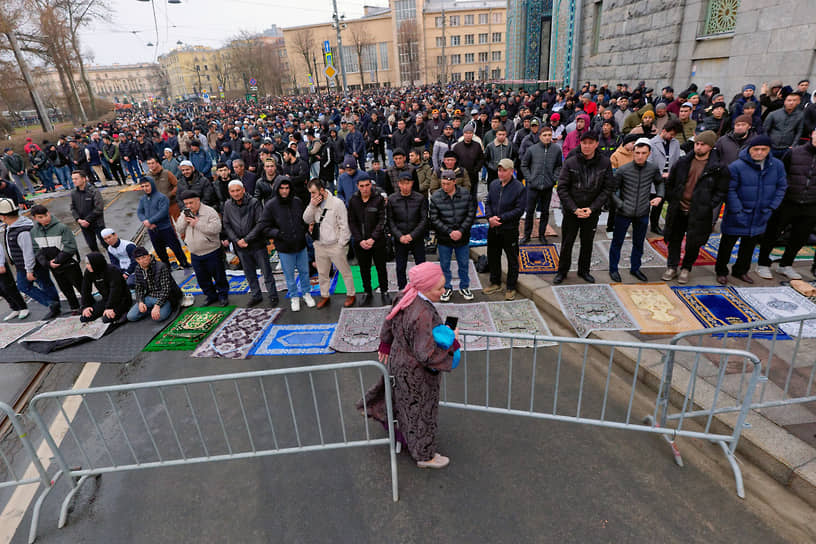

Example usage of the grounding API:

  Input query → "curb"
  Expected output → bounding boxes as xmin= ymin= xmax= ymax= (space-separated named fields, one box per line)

xmin=469 ymin=244 xmax=816 ymax=508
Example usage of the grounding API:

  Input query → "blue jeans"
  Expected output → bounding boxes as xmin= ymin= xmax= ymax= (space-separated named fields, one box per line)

xmin=38 ymin=166 xmax=56 ymax=191
xmin=55 ymin=165 xmax=73 ymax=189
xmin=127 ymin=295 xmax=172 ymax=322
xmin=278 ymin=248 xmax=310 ymax=298
xmin=16 ymin=265 xmax=59 ymax=308
xmin=10 ymin=172 xmax=34 ymax=194
xmin=191 ymin=249 xmax=229 ymax=301
xmin=124 ymin=159 xmax=143 ymax=182
xmin=437 ymin=244 xmax=470 ymax=290
xmin=609 ymin=214 xmax=649 ymax=273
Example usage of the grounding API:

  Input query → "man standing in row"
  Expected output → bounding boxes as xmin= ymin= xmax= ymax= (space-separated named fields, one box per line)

xmin=388 ymin=171 xmax=427 ymax=290
xmin=520 ymin=126 xmax=562 ymax=244
xmin=138 ymin=177 xmax=191 ymax=270
xmin=430 ymin=170 xmax=474 ymax=302
xmin=70 ymin=170 xmax=106 ymax=252
xmin=483 ymin=159 xmax=526 ymax=300
xmin=348 ymin=176 xmax=391 ymax=306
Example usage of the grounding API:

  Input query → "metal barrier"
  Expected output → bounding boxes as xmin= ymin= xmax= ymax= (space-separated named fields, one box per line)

xmin=0 ymin=402 xmax=61 ymax=544
xmin=663 ymin=313 xmax=816 ymax=416
xmin=27 ymin=361 xmax=398 ymax=535
xmin=442 ymin=330 xmax=762 ymax=498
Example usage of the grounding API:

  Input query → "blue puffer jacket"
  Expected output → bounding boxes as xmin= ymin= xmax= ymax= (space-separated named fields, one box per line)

xmin=722 ymin=147 xmax=787 ymax=237
xmin=137 ymin=176 xmax=172 ymax=230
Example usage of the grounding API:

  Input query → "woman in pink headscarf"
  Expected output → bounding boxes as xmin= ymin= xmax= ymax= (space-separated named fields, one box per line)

xmin=357 ymin=262 xmax=460 ymax=469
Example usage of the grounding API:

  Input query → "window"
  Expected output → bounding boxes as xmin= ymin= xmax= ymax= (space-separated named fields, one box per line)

xmin=478 ymin=51 xmax=488 ymax=62
xmin=465 ymin=53 xmax=474 ymax=63
xmin=478 ymin=33 xmax=488 ymax=44
xmin=451 ymin=72 xmax=461 ymax=82
xmin=591 ymin=1 xmax=603 ymax=55
xmin=491 ymin=68 xmax=501 ymax=79
xmin=450 ymin=15 xmax=460 ymax=26
xmin=465 ymin=14 xmax=474 ymax=25
xmin=492 ymin=32 xmax=502 ymax=43
xmin=435 ymin=16 xmax=444 ymax=27
xmin=479 ymin=13 xmax=488 ymax=24
xmin=437 ymin=55 xmax=445 ymax=65
xmin=450 ymin=35 xmax=460 ymax=46
xmin=394 ymin=0 xmax=416 ymax=21
xmin=465 ymin=71 xmax=475 ymax=81
xmin=436 ymin=36 xmax=446 ymax=47
xmin=206 ymin=75 xmax=210 ymax=81
xmin=204 ymin=65 xmax=208 ymax=71
xmin=379 ymin=42 xmax=389 ymax=70
xmin=450 ymin=54 xmax=461 ymax=65
xmin=492 ymin=50 xmax=501 ymax=61
xmin=702 ymin=0 xmax=740 ymax=36
xmin=465 ymin=34 xmax=474 ymax=45
xmin=492 ymin=12 xmax=502 ymax=24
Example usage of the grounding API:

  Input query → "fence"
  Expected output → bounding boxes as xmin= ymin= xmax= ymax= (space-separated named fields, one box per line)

xmin=0 ymin=402 xmax=61 ymax=544
xmin=26 ymin=361 xmax=397 ymax=539
xmin=664 ymin=312 xmax=816 ymax=416
xmin=442 ymin=330 xmax=762 ymax=498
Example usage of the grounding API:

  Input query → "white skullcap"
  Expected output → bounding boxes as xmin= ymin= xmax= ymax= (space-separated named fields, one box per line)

xmin=228 ymin=180 xmax=244 ymax=189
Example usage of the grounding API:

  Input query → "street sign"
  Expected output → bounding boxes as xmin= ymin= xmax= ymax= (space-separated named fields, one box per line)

xmin=325 ymin=52 xmax=333 ymax=66
xmin=323 ymin=40 xmax=331 ymax=54
xmin=324 ymin=65 xmax=337 ymax=79
xmin=249 ymin=85 xmax=258 ymax=92
xmin=248 ymin=77 xmax=257 ymax=87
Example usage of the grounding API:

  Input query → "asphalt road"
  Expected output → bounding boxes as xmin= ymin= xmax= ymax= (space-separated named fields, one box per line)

xmin=3 ymin=288 xmax=805 ymax=544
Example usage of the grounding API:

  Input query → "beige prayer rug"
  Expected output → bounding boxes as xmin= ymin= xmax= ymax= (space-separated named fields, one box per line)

xmin=612 ymin=283 xmax=700 ymax=335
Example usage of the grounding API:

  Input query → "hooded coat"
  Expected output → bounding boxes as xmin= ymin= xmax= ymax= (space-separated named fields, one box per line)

xmin=137 ymin=177 xmax=172 ymax=230
xmin=721 ymin=148 xmax=787 ymax=237
xmin=81 ymin=252 xmax=132 ymax=317
xmin=561 ymin=114 xmax=591 ymax=158
xmin=261 ymin=178 xmax=308 ymax=254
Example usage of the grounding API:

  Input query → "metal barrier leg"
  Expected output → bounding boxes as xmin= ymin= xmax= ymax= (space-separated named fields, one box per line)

xmin=718 ymin=440 xmax=744 ymax=499
xmin=58 ymin=474 xmax=94 ymax=529
xmin=29 ymin=470 xmax=63 ymax=544
xmin=643 ymin=415 xmax=684 ymax=467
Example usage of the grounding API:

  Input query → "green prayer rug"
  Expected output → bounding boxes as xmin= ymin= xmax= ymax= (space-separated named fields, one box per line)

xmin=333 ymin=265 xmax=383 ymax=294
xmin=143 ymin=306 xmax=236 ymax=352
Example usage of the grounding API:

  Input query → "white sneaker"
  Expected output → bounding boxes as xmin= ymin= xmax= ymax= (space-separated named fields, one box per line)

xmin=18 ymin=309 xmax=30 ymax=319
xmin=181 ymin=294 xmax=195 ymax=307
xmin=777 ymin=266 xmax=802 ymax=280
xmin=3 ymin=311 xmax=19 ymax=321
xmin=290 ymin=297 xmax=301 ymax=312
xmin=302 ymin=293 xmax=316 ymax=307
xmin=756 ymin=265 xmax=773 ymax=280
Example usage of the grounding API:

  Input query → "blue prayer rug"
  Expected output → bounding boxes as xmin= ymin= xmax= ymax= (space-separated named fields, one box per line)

xmin=518 ymin=244 xmax=559 ymax=274
xmin=249 ymin=324 xmax=336 ymax=356
xmin=180 ymin=274 xmax=251 ymax=295
xmin=469 ymin=223 xmax=488 ymax=247
xmin=670 ymin=285 xmax=788 ymax=339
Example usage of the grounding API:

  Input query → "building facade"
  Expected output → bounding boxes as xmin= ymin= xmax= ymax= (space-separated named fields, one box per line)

xmin=507 ymin=0 xmax=816 ymax=98
xmin=33 ymin=63 xmax=168 ymax=106
xmin=159 ymin=46 xmax=234 ymax=100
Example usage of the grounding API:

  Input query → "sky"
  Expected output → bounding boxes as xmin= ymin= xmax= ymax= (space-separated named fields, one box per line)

xmin=80 ymin=0 xmax=389 ymax=66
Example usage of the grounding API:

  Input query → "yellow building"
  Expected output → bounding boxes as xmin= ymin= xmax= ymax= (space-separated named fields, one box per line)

xmin=282 ymin=0 xmax=507 ymax=91
xmin=159 ymin=46 xmax=235 ymax=100
xmin=33 ymin=63 xmax=168 ymax=105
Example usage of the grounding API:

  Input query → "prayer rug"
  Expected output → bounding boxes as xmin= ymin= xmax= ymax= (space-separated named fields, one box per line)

xmin=143 ymin=306 xmax=235 ymax=351
xmin=22 ymin=316 xmax=111 ymax=353
xmin=612 ymin=283 xmax=700 ymax=335
xmin=385 ymin=261 xmax=482 ymax=291
xmin=261 ymin=271 xmax=323 ymax=296
xmin=518 ymin=244 xmax=559 ymax=274
xmin=703 ymin=234 xmax=760 ymax=264
xmin=476 ymin=201 xmax=486 ymax=218
xmin=152 ymin=247 xmax=191 ymax=265
xmin=552 ymin=284 xmax=638 ymax=338
xmin=470 ymin=223 xmax=488 ymax=247
xmin=770 ymin=245 xmax=816 ymax=262
xmin=250 ymin=324 xmax=336 ymax=356
xmin=180 ymin=274 xmax=251 ymax=295
xmin=734 ymin=287 xmax=816 ymax=338
xmin=553 ymin=243 xmax=608 ymax=271
xmin=433 ymin=302 xmax=503 ymax=350
xmin=670 ymin=286 xmax=785 ymax=339
xmin=333 ymin=265 xmax=381 ymax=295
xmin=518 ymin=217 xmax=558 ymax=239
xmin=329 ymin=306 xmax=390 ymax=352
xmin=595 ymin=240 xmax=667 ymax=269
xmin=649 ymin=238 xmax=716 ymax=266
xmin=0 ymin=321 xmax=45 ymax=349
xmin=191 ymin=308 xmax=282 ymax=359
xmin=486 ymin=300 xmax=555 ymax=347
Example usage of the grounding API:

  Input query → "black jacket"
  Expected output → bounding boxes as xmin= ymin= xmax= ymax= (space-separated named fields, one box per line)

xmin=387 ymin=190 xmax=428 ymax=241
xmin=782 ymin=143 xmax=816 ymax=205
xmin=391 ymin=128 xmax=412 ymax=154
xmin=430 ymin=186 xmax=473 ymax=247
xmin=484 ymin=177 xmax=526 ymax=232
xmin=177 ymin=171 xmax=219 ymax=211
xmin=556 ymin=150 xmax=615 ymax=213
xmin=261 ymin=185 xmax=308 ymax=254
xmin=254 ymin=174 xmax=284 ymax=205
xmin=81 ymin=253 xmax=132 ymax=315
xmin=70 ymin=184 xmax=105 ymax=226
xmin=222 ymin=194 xmax=267 ymax=250
xmin=281 ymin=158 xmax=310 ymax=203
xmin=348 ymin=190 xmax=387 ymax=247
xmin=612 ymin=161 xmax=663 ymax=218
xmin=664 ymin=148 xmax=731 ymax=247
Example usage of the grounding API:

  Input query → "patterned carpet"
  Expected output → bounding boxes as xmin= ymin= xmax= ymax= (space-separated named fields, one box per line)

xmin=192 ymin=308 xmax=282 ymax=359
xmin=486 ymin=299 xmax=555 ymax=347
xmin=385 ymin=260 xmax=482 ymax=291
xmin=144 ymin=306 xmax=235 ymax=351
xmin=734 ymin=287 xmax=816 ymax=338
xmin=180 ymin=274 xmax=251 ymax=295
xmin=434 ymin=302 xmax=503 ymax=350
xmin=552 ymin=284 xmax=638 ymax=338
xmin=329 ymin=306 xmax=390 ymax=352
xmin=649 ymin=238 xmax=716 ymax=266
xmin=518 ymin=245 xmax=559 ymax=274
xmin=0 ymin=321 xmax=46 ymax=349
xmin=250 ymin=323 xmax=336 ymax=356
xmin=612 ymin=283 xmax=700 ymax=335
xmin=595 ymin=239 xmax=667 ymax=269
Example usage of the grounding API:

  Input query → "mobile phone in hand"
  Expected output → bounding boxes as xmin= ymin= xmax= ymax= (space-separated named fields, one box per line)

xmin=444 ymin=316 xmax=458 ymax=330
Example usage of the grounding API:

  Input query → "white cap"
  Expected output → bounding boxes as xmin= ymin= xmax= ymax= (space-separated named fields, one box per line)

xmin=100 ymin=228 xmax=115 ymax=237
xmin=179 ymin=160 xmax=194 ymax=168
xmin=634 ymin=137 xmax=652 ymax=149
xmin=227 ymin=180 xmax=244 ymax=189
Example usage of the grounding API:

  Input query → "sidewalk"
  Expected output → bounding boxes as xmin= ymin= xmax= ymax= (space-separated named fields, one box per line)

xmin=469 ymin=221 xmax=816 ymax=509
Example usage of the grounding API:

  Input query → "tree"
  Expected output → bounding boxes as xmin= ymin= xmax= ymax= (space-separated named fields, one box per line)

xmin=60 ymin=0 xmax=110 ymax=118
xmin=291 ymin=28 xmax=315 ymax=91
xmin=225 ymin=32 xmax=289 ymax=98
xmin=349 ymin=26 xmax=375 ymax=89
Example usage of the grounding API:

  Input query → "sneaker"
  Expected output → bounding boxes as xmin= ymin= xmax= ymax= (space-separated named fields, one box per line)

xmin=290 ymin=297 xmax=301 ymax=312
xmin=459 ymin=288 xmax=474 ymax=301
xmin=505 ymin=289 xmax=516 ymax=301
xmin=677 ymin=269 xmax=689 ymax=284
xmin=302 ymin=293 xmax=316 ymax=308
xmin=661 ymin=268 xmax=677 ymax=281
xmin=756 ymin=265 xmax=773 ymax=280
xmin=17 ymin=309 xmax=30 ymax=320
xmin=181 ymin=294 xmax=195 ymax=307
xmin=483 ymin=284 xmax=502 ymax=295
xmin=3 ymin=311 xmax=19 ymax=321
xmin=777 ymin=266 xmax=802 ymax=280
xmin=440 ymin=288 xmax=452 ymax=302
xmin=416 ymin=452 xmax=450 ymax=469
